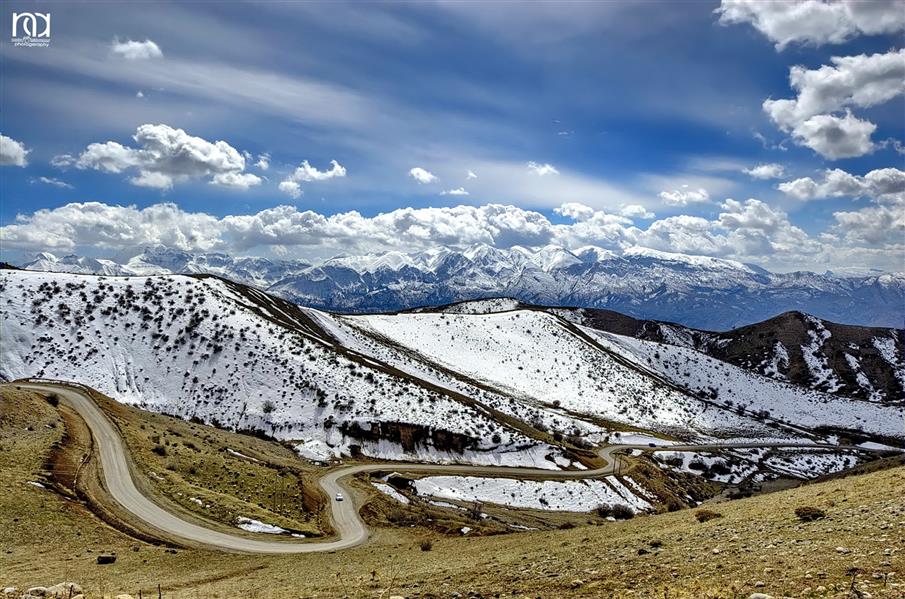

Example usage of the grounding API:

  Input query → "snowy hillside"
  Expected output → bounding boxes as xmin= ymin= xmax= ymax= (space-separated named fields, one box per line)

xmin=325 ymin=308 xmax=904 ymax=443
xmin=580 ymin=328 xmax=905 ymax=440
xmin=559 ymin=307 xmax=905 ymax=404
xmin=18 ymin=245 xmax=905 ymax=329
xmin=0 ymin=270 xmax=572 ymax=469
xmin=2 ymin=270 xmax=901 ymax=480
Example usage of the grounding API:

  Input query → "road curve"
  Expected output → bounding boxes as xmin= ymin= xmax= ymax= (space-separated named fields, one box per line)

xmin=19 ymin=382 xmax=897 ymax=554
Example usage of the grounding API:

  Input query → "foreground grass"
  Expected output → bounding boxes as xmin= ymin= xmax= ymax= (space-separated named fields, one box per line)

xmin=1 ymin=384 xmax=902 ymax=598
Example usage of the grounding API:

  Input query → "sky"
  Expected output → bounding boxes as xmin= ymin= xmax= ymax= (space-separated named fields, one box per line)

xmin=0 ymin=0 xmax=903 ymax=272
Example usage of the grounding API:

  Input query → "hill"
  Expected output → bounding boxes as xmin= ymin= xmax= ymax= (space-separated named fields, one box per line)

xmin=1 ymin=270 xmax=902 ymax=487
xmin=2 ymin=383 xmax=902 ymax=599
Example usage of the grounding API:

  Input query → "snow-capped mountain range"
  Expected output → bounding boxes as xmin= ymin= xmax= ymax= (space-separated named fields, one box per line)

xmin=1 ymin=270 xmax=902 ymax=480
xmin=18 ymin=245 xmax=905 ymax=330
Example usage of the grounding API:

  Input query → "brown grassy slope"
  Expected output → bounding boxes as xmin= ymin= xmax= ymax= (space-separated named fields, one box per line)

xmin=1 ymin=385 xmax=903 ymax=598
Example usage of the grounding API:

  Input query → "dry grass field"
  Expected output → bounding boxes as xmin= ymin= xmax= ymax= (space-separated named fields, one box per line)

xmin=1 ymin=384 xmax=902 ymax=598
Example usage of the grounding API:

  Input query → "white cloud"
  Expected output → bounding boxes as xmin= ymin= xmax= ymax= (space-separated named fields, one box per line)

xmin=2 ymin=200 xmax=896 ymax=272
xmin=136 ymin=90 xmax=145 ymax=99
xmin=555 ymin=202 xmax=596 ymax=221
xmin=779 ymin=167 xmax=905 ymax=202
xmin=466 ymin=170 xmax=478 ymax=180
xmin=278 ymin=159 xmax=346 ymax=197
xmin=619 ymin=204 xmax=656 ymax=220
xmin=288 ymin=159 xmax=347 ymax=182
xmin=743 ymin=163 xmax=785 ymax=180
xmin=111 ymin=38 xmax=163 ymax=60
xmin=441 ymin=187 xmax=469 ymax=196
xmin=764 ymin=50 xmax=905 ymax=129
xmin=658 ymin=185 xmax=710 ymax=206
xmin=1 ymin=133 xmax=29 ymax=167
xmin=211 ymin=172 xmax=265 ymax=190
xmin=409 ymin=167 xmax=437 ymax=184
xmin=527 ymin=161 xmax=559 ymax=176
xmin=130 ymin=170 xmax=175 ymax=190
xmin=32 ymin=176 xmax=73 ymax=189
xmin=255 ymin=153 xmax=270 ymax=171
xmin=791 ymin=111 xmax=877 ymax=159
xmin=716 ymin=0 xmax=905 ymax=50
xmin=831 ymin=204 xmax=904 ymax=245
xmin=763 ymin=49 xmax=905 ymax=159
xmin=53 ymin=124 xmax=261 ymax=190
xmin=278 ymin=180 xmax=302 ymax=199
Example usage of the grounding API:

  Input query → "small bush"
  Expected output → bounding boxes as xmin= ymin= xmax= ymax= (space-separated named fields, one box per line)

xmin=596 ymin=503 xmax=612 ymax=518
xmin=151 ymin=444 xmax=167 ymax=457
xmin=611 ymin=504 xmax=634 ymax=520
xmin=558 ymin=522 xmax=575 ymax=530
xmin=420 ymin=539 xmax=433 ymax=552
xmin=45 ymin=393 xmax=59 ymax=407
xmin=262 ymin=400 xmax=275 ymax=414
xmin=695 ymin=509 xmax=722 ymax=523
xmin=795 ymin=506 xmax=826 ymax=522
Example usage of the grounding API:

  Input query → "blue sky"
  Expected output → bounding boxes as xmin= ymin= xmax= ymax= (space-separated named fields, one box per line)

xmin=0 ymin=1 xmax=903 ymax=271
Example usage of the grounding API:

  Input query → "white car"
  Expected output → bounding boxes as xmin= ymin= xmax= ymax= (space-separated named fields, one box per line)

xmin=335 ymin=493 xmax=344 ymax=502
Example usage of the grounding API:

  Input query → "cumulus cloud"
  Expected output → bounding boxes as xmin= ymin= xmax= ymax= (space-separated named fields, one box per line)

xmin=278 ymin=159 xmax=346 ymax=198
xmin=791 ymin=111 xmax=877 ymax=159
xmin=831 ymin=204 xmax=904 ymax=245
xmin=527 ymin=161 xmax=559 ymax=176
xmin=278 ymin=181 xmax=302 ymax=199
xmin=289 ymin=159 xmax=346 ymax=182
xmin=716 ymin=198 xmax=821 ymax=258
xmin=763 ymin=49 xmax=905 ymax=159
xmin=32 ymin=176 xmax=74 ymax=189
xmin=555 ymin=202 xmax=596 ymax=221
xmin=1 ymin=133 xmax=29 ymax=167
xmin=658 ymin=185 xmax=711 ymax=206
xmin=441 ymin=187 xmax=469 ymax=196
xmin=764 ymin=50 xmax=905 ymax=129
xmin=255 ymin=153 xmax=270 ymax=170
xmin=619 ymin=204 xmax=656 ymax=220
xmin=111 ymin=38 xmax=163 ymax=60
xmin=466 ymin=170 xmax=478 ymax=180
xmin=743 ymin=163 xmax=785 ymax=180
xmin=716 ymin=0 xmax=905 ymax=50
xmin=1 ymin=200 xmax=896 ymax=272
xmin=780 ymin=167 xmax=905 ymax=203
xmin=409 ymin=167 xmax=437 ymax=184
xmin=52 ymin=124 xmax=261 ymax=190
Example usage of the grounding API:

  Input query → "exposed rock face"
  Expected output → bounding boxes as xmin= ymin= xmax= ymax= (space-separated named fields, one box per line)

xmin=567 ymin=308 xmax=904 ymax=403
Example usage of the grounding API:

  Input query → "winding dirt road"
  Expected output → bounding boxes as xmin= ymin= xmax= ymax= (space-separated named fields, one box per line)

xmin=20 ymin=382 xmax=895 ymax=554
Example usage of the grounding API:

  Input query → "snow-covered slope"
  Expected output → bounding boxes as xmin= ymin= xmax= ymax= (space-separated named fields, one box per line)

xmin=560 ymin=307 xmax=905 ymax=404
xmin=325 ymin=308 xmax=904 ymax=443
xmin=18 ymin=245 xmax=905 ymax=329
xmin=580 ymin=328 xmax=904 ymax=440
xmin=0 ymin=270 xmax=573 ymax=469
xmin=2 ymin=270 xmax=901 ymax=478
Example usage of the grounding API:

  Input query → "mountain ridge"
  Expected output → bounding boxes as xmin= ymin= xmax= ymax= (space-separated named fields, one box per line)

xmin=18 ymin=245 xmax=905 ymax=330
